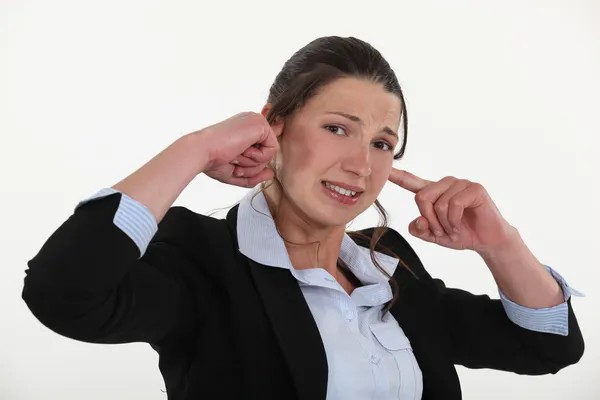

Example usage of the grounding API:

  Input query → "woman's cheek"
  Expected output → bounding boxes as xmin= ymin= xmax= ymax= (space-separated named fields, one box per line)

xmin=372 ymin=158 xmax=393 ymax=187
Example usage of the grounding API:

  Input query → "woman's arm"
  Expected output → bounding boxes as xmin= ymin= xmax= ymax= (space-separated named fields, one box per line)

xmin=110 ymin=133 xmax=209 ymax=225
xmin=22 ymin=133 xmax=213 ymax=344
xmin=385 ymin=228 xmax=584 ymax=375
xmin=435 ymin=280 xmax=584 ymax=374
xmin=478 ymin=228 xmax=564 ymax=309
xmin=22 ymin=112 xmax=281 ymax=345
xmin=22 ymin=186 xmax=211 ymax=345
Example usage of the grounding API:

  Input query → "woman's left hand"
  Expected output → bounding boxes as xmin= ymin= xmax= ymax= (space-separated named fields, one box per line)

xmin=388 ymin=168 xmax=519 ymax=254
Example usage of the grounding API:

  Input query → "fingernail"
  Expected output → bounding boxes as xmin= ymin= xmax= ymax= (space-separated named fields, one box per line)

xmin=231 ymin=160 xmax=239 ymax=165
xmin=235 ymin=171 xmax=244 ymax=177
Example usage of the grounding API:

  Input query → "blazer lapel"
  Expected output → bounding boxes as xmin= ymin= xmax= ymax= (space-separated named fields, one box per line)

xmin=226 ymin=206 xmax=328 ymax=400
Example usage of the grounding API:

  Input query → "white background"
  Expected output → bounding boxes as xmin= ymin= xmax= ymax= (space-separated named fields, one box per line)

xmin=1 ymin=0 xmax=598 ymax=399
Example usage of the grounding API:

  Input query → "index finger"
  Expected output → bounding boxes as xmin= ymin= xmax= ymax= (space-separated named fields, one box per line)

xmin=388 ymin=168 xmax=432 ymax=193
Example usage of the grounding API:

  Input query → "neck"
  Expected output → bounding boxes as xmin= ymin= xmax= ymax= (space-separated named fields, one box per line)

xmin=263 ymin=183 xmax=345 ymax=277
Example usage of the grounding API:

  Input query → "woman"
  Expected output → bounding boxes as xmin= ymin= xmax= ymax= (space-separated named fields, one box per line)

xmin=23 ymin=36 xmax=583 ymax=400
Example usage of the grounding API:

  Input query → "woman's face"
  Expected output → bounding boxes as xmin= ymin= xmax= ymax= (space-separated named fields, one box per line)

xmin=272 ymin=77 xmax=402 ymax=228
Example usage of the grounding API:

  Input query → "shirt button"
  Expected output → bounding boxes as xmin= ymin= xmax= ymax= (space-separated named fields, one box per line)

xmin=369 ymin=354 xmax=380 ymax=365
xmin=344 ymin=310 xmax=354 ymax=321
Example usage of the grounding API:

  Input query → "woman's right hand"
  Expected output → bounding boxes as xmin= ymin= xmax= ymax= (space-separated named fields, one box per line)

xmin=196 ymin=112 xmax=284 ymax=188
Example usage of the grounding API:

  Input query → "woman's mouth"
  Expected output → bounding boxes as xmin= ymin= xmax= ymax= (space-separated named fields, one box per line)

xmin=321 ymin=181 xmax=363 ymax=205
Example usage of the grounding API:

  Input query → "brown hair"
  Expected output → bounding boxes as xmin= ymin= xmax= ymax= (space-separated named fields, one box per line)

xmin=257 ymin=36 xmax=413 ymax=314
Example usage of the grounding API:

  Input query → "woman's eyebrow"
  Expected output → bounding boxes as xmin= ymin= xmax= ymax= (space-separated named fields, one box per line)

xmin=325 ymin=111 xmax=398 ymax=138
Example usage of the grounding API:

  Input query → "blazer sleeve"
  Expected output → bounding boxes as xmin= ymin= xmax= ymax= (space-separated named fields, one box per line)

xmin=22 ymin=192 xmax=209 ymax=346
xmin=385 ymin=228 xmax=585 ymax=375
xmin=434 ymin=279 xmax=584 ymax=374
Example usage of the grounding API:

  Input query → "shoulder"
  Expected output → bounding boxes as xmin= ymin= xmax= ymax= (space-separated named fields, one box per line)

xmin=151 ymin=206 xmax=236 ymax=258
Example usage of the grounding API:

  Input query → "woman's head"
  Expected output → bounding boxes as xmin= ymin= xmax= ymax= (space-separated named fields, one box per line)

xmin=262 ymin=36 xmax=408 ymax=228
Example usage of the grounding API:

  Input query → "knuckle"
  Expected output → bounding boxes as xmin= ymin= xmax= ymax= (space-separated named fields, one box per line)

xmin=237 ymin=111 xmax=254 ymax=119
xmin=472 ymin=182 xmax=484 ymax=191
xmin=434 ymin=202 xmax=448 ymax=212
xmin=449 ymin=197 xmax=461 ymax=207
xmin=440 ymin=175 xmax=456 ymax=183
xmin=414 ymin=192 xmax=428 ymax=203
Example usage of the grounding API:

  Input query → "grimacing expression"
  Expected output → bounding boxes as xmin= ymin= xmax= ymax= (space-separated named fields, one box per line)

xmin=274 ymin=77 xmax=402 ymax=228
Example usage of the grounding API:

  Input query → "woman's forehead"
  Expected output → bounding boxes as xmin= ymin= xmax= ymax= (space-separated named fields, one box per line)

xmin=302 ymin=78 xmax=402 ymax=127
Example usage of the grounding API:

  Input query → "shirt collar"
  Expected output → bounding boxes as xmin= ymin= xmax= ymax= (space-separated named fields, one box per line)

xmin=236 ymin=188 xmax=399 ymax=285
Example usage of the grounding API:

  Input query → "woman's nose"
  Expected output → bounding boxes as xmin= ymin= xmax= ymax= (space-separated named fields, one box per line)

xmin=342 ymin=145 xmax=371 ymax=177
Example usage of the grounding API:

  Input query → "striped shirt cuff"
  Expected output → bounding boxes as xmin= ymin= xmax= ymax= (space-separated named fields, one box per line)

xmin=75 ymin=188 xmax=158 ymax=258
xmin=499 ymin=266 xmax=584 ymax=336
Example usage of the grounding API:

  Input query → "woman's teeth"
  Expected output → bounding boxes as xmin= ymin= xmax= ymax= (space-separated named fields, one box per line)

xmin=324 ymin=182 xmax=357 ymax=197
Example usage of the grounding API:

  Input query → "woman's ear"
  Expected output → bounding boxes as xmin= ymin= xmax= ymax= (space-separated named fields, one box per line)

xmin=260 ymin=103 xmax=272 ymax=118
xmin=261 ymin=103 xmax=285 ymax=140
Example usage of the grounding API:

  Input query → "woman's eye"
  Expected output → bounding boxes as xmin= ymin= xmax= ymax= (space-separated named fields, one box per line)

xmin=373 ymin=140 xmax=393 ymax=151
xmin=325 ymin=125 xmax=346 ymax=136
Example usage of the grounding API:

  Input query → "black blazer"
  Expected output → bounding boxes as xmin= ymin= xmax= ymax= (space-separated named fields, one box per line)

xmin=22 ymin=192 xmax=584 ymax=400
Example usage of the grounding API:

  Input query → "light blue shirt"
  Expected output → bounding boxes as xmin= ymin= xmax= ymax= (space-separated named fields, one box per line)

xmin=77 ymin=187 xmax=582 ymax=399
xmin=236 ymin=189 xmax=423 ymax=399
